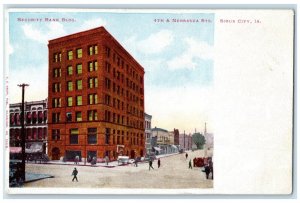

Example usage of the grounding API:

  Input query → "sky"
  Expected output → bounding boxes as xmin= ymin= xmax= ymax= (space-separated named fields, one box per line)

xmin=8 ymin=10 xmax=214 ymax=134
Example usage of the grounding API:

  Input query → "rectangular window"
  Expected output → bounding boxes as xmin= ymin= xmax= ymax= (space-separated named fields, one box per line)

xmin=67 ymin=66 xmax=73 ymax=75
xmin=53 ymin=52 xmax=61 ymax=62
xmin=76 ymin=48 xmax=82 ymax=58
xmin=88 ymin=110 xmax=97 ymax=121
xmin=88 ymin=128 xmax=97 ymax=144
xmin=105 ymin=78 xmax=111 ymax=90
xmin=76 ymin=96 xmax=82 ymax=106
xmin=52 ymin=98 xmax=61 ymax=108
xmin=53 ymin=68 xmax=61 ymax=78
xmin=76 ymin=112 xmax=82 ymax=122
xmin=67 ymin=81 xmax=73 ymax=91
xmin=88 ymin=77 xmax=98 ymax=88
xmin=88 ymin=61 xmax=98 ymax=72
xmin=94 ymin=61 xmax=98 ymax=71
xmin=70 ymin=129 xmax=79 ymax=144
xmin=67 ymin=97 xmax=72 ymax=107
xmin=52 ymin=129 xmax=60 ymax=140
xmin=66 ymin=112 xmax=72 ymax=122
xmin=88 ymin=78 xmax=93 ymax=88
xmin=76 ymin=64 xmax=82 ymax=74
xmin=67 ymin=50 xmax=73 ymax=60
xmin=105 ymin=110 xmax=111 ymax=122
xmin=95 ymin=78 xmax=98 ymax=87
xmin=105 ymin=94 xmax=110 ymax=106
xmin=76 ymin=80 xmax=82 ymax=90
xmin=52 ymin=83 xmax=61 ymax=93
xmin=88 ymin=94 xmax=98 ymax=105
xmin=52 ymin=113 xmax=60 ymax=123
xmin=95 ymin=46 xmax=98 ymax=54
xmin=88 ymin=62 xmax=93 ymax=72
xmin=89 ymin=46 xmax=93 ymax=55
xmin=94 ymin=94 xmax=98 ymax=104
xmin=105 ymin=47 xmax=110 ymax=58
xmin=88 ymin=45 xmax=98 ymax=55
xmin=105 ymin=128 xmax=110 ymax=144
xmin=54 ymin=53 xmax=58 ymax=62
xmin=105 ymin=62 xmax=110 ymax=73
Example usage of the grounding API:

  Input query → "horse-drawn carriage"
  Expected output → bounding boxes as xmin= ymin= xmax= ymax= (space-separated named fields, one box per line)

xmin=193 ymin=157 xmax=213 ymax=180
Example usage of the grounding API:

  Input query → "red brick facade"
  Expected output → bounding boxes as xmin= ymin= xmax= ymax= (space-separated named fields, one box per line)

xmin=47 ymin=27 xmax=145 ymax=161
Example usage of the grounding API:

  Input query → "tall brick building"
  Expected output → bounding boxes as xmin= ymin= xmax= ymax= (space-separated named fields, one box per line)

xmin=47 ymin=26 xmax=145 ymax=161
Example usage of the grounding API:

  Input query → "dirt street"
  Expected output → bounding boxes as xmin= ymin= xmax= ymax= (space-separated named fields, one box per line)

xmin=25 ymin=150 xmax=213 ymax=189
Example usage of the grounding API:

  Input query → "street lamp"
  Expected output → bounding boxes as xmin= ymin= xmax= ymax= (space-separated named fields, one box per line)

xmin=18 ymin=83 xmax=29 ymax=182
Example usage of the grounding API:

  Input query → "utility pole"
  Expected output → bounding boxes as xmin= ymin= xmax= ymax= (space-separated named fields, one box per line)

xmin=18 ymin=83 xmax=29 ymax=182
xmin=184 ymin=130 xmax=185 ymax=151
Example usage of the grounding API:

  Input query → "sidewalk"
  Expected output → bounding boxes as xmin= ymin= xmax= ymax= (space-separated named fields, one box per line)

xmin=28 ymin=152 xmax=181 ymax=168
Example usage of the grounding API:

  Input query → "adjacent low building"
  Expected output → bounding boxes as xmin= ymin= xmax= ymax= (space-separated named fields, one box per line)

xmin=10 ymin=99 xmax=48 ymax=154
xmin=144 ymin=113 xmax=152 ymax=155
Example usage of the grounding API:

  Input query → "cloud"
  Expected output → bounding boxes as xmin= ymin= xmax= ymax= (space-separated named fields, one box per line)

xmin=137 ymin=30 xmax=174 ymax=54
xmin=167 ymin=37 xmax=214 ymax=70
xmin=22 ymin=22 xmax=66 ymax=43
xmin=124 ymin=30 xmax=174 ymax=55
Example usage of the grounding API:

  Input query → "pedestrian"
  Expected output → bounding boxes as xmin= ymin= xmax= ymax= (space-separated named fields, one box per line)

xmin=204 ymin=164 xmax=210 ymax=179
xmin=158 ymin=158 xmax=161 ymax=168
xmin=72 ymin=168 xmax=78 ymax=182
xmin=189 ymin=159 xmax=192 ymax=169
xmin=185 ymin=153 xmax=188 ymax=159
xmin=74 ymin=155 xmax=79 ymax=165
xmin=149 ymin=159 xmax=154 ymax=170
xmin=134 ymin=157 xmax=138 ymax=167
xmin=105 ymin=155 xmax=109 ymax=166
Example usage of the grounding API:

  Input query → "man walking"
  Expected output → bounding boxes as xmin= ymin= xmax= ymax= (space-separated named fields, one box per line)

xmin=185 ymin=153 xmax=188 ymax=160
xmin=189 ymin=159 xmax=192 ymax=169
xmin=149 ymin=159 xmax=154 ymax=170
xmin=134 ymin=157 xmax=138 ymax=167
xmin=158 ymin=158 xmax=161 ymax=168
xmin=72 ymin=168 xmax=78 ymax=182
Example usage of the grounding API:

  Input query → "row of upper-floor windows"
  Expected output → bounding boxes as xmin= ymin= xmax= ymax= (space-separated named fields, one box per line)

xmin=52 ymin=61 xmax=98 ymax=78
xmin=53 ymin=45 xmax=98 ymax=62
xmin=53 ymin=45 xmax=143 ymax=84
xmin=104 ymin=78 xmax=143 ymax=106
xmin=52 ymin=78 xmax=98 ymax=93
xmin=104 ymin=94 xmax=143 ymax=118
xmin=51 ymin=110 xmax=144 ymax=129
xmin=105 ymin=61 xmax=143 ymax=94
xmin=52 ymin=94 xmax=97 ymax=108
xmin=104 ymin=47 xmax=143 ymax=85
xmin=10 ymin=111 xmax=47 ymax=125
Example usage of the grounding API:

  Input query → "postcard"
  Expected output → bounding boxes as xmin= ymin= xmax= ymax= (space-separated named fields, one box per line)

xmin=4 ymin=8 xmax=294 ymax=195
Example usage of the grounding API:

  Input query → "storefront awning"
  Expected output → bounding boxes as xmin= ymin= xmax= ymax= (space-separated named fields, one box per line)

xmin=10 ymin=147 xmax=22 ymax=154
xmin=25 ymin=142 xmax=43 ymax=153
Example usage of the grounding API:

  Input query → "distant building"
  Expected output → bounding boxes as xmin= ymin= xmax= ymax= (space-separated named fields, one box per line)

xmin=145 ymin=113 xmax=152 ymax=155
xmin=168 ymin=131 xmax=175 ymax=145
xmin=10 ymin=99 xmax=48 ymax=154
xmin=152 ymin=127 xmax=170 ymax=145
xmin=174 ymin=128 xmax=179 ymax=145
xmin=179 ymin=132 xmax=192 ymax=151
xmin=151 ymin=127 xmax=169 ymax=154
